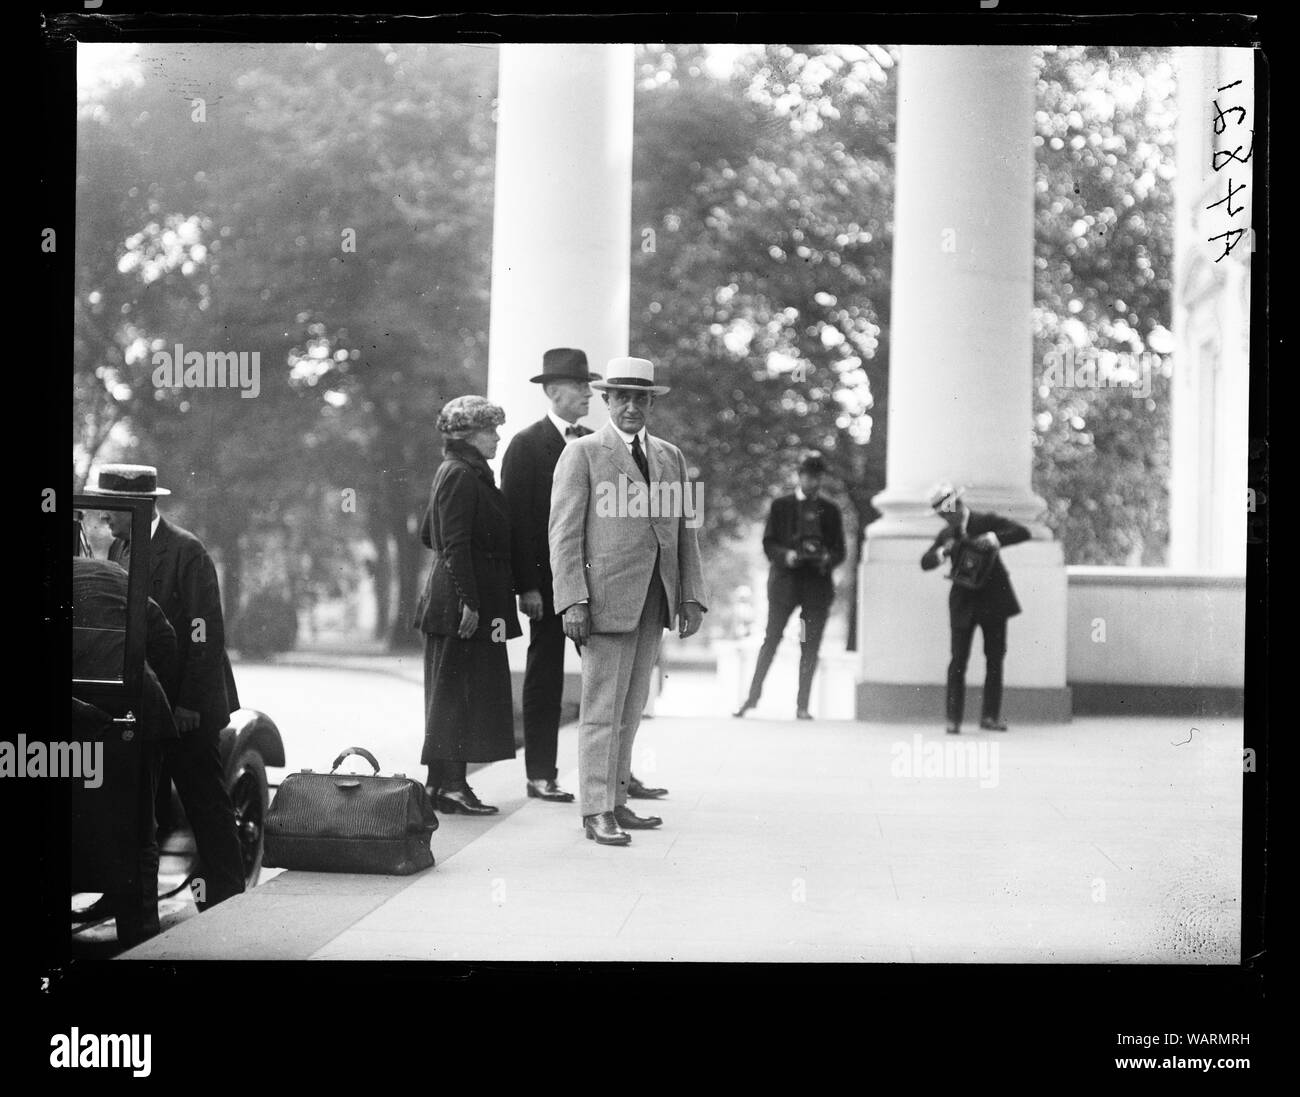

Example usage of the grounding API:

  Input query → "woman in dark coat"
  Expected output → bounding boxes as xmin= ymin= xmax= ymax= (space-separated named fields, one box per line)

xmin=413 ymin=395 xmax=522 ymax=814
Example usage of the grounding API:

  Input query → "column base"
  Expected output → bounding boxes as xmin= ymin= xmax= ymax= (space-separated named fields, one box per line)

xmin=856 ymin=681 xmax=1073 ymax=723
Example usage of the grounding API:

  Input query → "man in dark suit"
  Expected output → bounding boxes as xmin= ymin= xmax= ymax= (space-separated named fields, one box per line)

xmin=735 ymin=451 xmax=846 ymax=720
xmin=920 ymin=483 xmax=1031 ymax=734
xmin=73 ymin=554 xmax=179 ymax=945
xmin=94 ymin=463 xmax=247 ymax=909
xmin=501 ymin=349 xmax=596 ymax=803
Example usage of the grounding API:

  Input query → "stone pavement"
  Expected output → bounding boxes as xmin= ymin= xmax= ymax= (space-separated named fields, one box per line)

xmin=124 ymin=700 xmax=1242 ymax=963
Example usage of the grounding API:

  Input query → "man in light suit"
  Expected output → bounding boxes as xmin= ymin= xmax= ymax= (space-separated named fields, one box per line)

xmin=549 ymin=357 xmax=707 ymax=846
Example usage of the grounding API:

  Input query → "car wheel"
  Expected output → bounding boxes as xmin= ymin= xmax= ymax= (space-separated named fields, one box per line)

xmin=227 ymin=749 xmax=268 ymax=887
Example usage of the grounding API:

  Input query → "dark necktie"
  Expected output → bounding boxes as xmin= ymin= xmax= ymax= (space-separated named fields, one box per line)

xmin=565 ymin=425 xmax=580 ymax=438
xmin=118 ymin=539 xmax=132 ymax=569
xmin=631 ymin=434 xmax=650 ymax=483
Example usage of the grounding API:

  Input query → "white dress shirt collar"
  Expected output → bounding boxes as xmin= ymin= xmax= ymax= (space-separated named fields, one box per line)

xmin=548 ymin=410 xmax=579 ymax=441
xmin=150 ymin=512 xmax=161 ymax=539
xmin=610 ymin=423 xmax=647 ymax=450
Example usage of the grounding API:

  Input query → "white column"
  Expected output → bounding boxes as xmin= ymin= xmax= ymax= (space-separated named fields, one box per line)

xmin=858 ymin=46 xmax=1069 ymax=720
xmin=485 ymin=43 xmax=634 ymax=453
xmin=872 ymin=45 xmax=1045 ymax=535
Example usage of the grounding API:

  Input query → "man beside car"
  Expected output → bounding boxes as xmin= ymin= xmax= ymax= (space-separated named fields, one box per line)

xmin=91 ymin=463 xmax=246 ymax=910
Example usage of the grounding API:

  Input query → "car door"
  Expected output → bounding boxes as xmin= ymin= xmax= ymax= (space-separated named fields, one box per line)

xmin=69 ymin=494 xmax=154 ymax=893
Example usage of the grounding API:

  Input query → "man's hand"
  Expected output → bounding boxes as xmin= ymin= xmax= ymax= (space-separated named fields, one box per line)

xmin=518 ymin=590 xmax=544 ymax=622
xmin=174 ymin=706 xmax=201 ymax=734
xmin=784 ymin=549 xmax=799 ymax=568
xmin=563 ymin=603 xmax=590 ymax=645
xmin=457 ymin=603 xmax=480 ymax=639
xmin=677 ymin=601 xmax=704 ymax=639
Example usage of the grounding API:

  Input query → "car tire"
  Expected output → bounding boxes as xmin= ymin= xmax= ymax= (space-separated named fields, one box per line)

xmin=226 ymin=749 xmax=268 ymax=887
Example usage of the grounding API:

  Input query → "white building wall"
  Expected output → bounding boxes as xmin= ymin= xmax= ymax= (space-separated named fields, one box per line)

xmin=1066 ymin=569 xmax=1245 ymax=687
xmin=1170 ymin=47 xmax=1253 ymax=573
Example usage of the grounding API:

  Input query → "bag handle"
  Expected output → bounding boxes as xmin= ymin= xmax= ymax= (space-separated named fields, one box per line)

xmin=330 ymin=747 xmax=381 ymax=775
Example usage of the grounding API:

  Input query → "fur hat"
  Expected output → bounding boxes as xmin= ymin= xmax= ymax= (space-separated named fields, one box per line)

xmin=437 ymin=395 xmax=506 ymax=435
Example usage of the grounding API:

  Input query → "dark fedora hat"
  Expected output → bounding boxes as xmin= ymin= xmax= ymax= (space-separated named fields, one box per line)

xmin=88 ymin=463 xmax=171 ymax=497
xmin=798 ymin=450 xmax=828 ymax=475
xmin=530 ymin=347 xmax=601 ymax=384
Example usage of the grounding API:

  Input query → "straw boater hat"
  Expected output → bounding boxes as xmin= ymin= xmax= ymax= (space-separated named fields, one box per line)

xmin=928 ymin=482 xmax=966 ymax=513
xmin=88 ymin=463 xmax=171 ymax=497
xmin=529 ymin=348 xmax=602 ymax=385
xmin=590 ymin=357 xmax=670 ymax=396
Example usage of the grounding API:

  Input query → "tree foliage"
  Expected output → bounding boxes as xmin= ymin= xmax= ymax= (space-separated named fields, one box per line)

xmin=1032 ymin=45 xmax=1176 ymax=564
xmin=632 ymin=43 xmax=896 ymax=554
xmin=76 ymin=43 xmax=497 ymax=643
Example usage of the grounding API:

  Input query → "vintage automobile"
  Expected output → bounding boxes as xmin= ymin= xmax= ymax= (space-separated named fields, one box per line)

xmin=71 ymin=493 xmax=284 ymax=938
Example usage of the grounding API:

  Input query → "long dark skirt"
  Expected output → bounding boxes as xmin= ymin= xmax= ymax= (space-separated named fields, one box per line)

xmin=421 ymin=633 xmax=516 ymax=764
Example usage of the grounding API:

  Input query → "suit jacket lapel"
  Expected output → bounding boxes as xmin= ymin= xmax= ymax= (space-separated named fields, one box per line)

xmin=542 ymin=419 xmax=566 ymax=464
xmin=150 ymin=516 xmax=175 ymax=591
xmin=600 ymin=422 xmax=644 ymax=486
xmin=646 ymin=435 xmax=668 ymax=483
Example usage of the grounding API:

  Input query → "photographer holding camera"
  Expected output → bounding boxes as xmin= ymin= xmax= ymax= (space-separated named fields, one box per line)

xmin=921 ymin=482 xmax=1031 ymax=735
xmin=735 ymin=451 xmax=845 ymax=720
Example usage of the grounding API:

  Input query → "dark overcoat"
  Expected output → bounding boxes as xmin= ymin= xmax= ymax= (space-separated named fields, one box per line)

xmin=413 ymin=439 xmax=521 ymax=763
xmin=500 ymin=416 xmax=592 ymax=616
xmin=413 ymin=440 xmax=524 ymax=642
xmin=112 ymin=516 xmax=240 ymax=735
xmin=920 ymin=510 xmax=1031 ymax=628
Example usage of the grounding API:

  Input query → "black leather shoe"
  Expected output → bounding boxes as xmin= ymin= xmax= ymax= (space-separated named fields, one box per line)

xmin=613 ymin=804 xmax=662 ymax=829
xmin=979 ymin=717 xmax=1009 ymax=731
xmin=733 ymin=701 xmax=755 ymax=718
xmin=526 ymin=778 xmax=575 ymax=802
xmin=435 ymin=786 xmax=499 ymax=815
xmin=796 ymin=708 xmax=813 ymax=720
xmin=627 ymin=774 xmax=667 ymax=799
xmin=583 ymin=811 xmax=631 ymax=845
xmin=946 ymin=724 xmax=961 ymax=735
